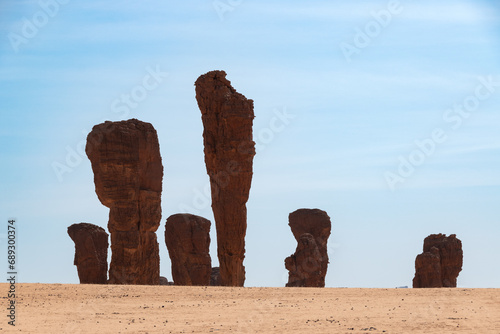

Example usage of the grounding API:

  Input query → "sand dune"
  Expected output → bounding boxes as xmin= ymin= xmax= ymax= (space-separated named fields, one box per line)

xmin=1 ymin=284 xmax=499 ymax=333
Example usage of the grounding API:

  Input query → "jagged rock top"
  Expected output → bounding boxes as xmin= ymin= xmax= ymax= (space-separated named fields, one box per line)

xmin=195 ymin=70 xmax=255 ymax=286
xmin=195 ymin=70 xmax=254 ymax=119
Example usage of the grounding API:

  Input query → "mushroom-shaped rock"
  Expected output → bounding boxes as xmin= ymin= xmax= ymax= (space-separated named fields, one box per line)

xmin=285 ymin=209 xmax=332 ymax=287
xmin=67 ymin=223 xmax=109 ymax=284
xmin=165 ymin=214 xmax=212 ymax=286
xmin=195 ymin=70 xmax=255 ymax=286
xmin=86 ymin=119 xmax=163 ymax=285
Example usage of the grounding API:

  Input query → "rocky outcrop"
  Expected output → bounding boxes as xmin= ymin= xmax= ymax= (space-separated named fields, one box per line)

xmin=285 ymin=233 xmax=323 ymax=287
xmin=86 ymin=119 xmax=163 ymax=285
xmin=67 ymin=223 xmax=109 ymax=284
xmin=413 ymin=234 xmax=463 ymax=288
xmin=413 ymin=247 xmax=442 ymax=288
xmin=285 ymin=209 xmax=332 ymax=287
xmin=210 ymin=267 xmax=222 ymax=286
xmin=195 ymin=70 xmax=255 ymax=287
xmin=165 ymin=214 xmax=212 ymax=286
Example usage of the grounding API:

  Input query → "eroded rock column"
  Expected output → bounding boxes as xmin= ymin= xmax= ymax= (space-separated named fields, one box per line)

xmin=413 ymin=233 xmax=463 ymax=288
xmin=86 ymin=119 xmax=163 ymax=285
xmin=285 ymin=209 xmax=332 ymax=287
xmin=195 ymin=70 xmax=255 ymax=286
xmin=413 ymin=246 xmax=442 ymax=288
xmin=68 ymin=223 xmax=108 ymax=284
xmin=285 ymin=233 xmax=323 ymax=287
xmin=165 ymin=214 xmax=212 ymax=286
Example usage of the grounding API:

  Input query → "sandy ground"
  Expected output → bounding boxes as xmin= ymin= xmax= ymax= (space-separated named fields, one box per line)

xmin=0 ymin=284 xmax=499 ymax=333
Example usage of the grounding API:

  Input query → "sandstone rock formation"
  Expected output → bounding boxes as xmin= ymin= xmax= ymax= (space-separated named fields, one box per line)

xmin=413 ymin=234 xmax=463 ymax=288
xmin=413 ymin=247 xmax=442 ymax=288
xmin=210 ymin=267 xmax=222 ymax=286
xmin=67 ymin=223 xmax=109 ymax=284
xmin=86 ymin=119 xmax=163 ymax=285
xmin=285 ymin=209 xmax=332 ymax=287
xmin=165 ymin=214 xmax=212 ymax=286
xmin=195 ymin=70 xmax=255 ymax=287
xmin=285 ymin=233 xmax=323 ymax=287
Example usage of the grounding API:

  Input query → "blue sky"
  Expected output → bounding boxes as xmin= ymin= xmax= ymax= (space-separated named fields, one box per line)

xmin=1 ymin=0 xmax=499 ymax=288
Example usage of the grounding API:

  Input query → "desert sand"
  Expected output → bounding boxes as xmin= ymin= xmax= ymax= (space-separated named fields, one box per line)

xmin=1 ymin=284 xmax=499 ymax=333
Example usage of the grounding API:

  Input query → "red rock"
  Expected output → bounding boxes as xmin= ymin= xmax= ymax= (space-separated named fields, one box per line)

xmin=285 ymin=209 xmax=332 ymax=287
xmin=165 ymin=214 xmax=212 ymax=286
xmin=210 ymin=267 xmax=222 ymax=286
xmin=86 ymin=119 xmax=163 ymax=285
xmin=285 ymin=233 xmax=323 ymax=287
xmin=67 ymin=223 xmax=108 ymax=284
xmin=412 ymin=246 xmax=442 ymax=288
xmin=195 ymin=70 xmax=255 ymax=287
xmin=413 ymin=234 xmax=463 ymax=288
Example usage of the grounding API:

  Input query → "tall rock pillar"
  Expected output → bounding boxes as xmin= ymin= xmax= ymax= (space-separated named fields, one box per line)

xmin=195 ymin=70 xmax=255 ymax=286
xmin=86 ymin=119 xmax=163 ymax=285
